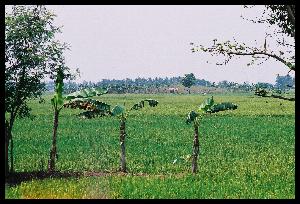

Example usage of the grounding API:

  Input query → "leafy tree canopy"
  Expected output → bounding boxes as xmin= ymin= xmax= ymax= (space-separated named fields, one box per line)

xmin=5 ymin=5 xmax=75 ymax=120
xmin=181 ymin=73 xmax=196 ymax=89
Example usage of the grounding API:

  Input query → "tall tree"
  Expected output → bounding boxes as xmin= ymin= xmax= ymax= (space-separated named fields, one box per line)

xmin=5 ymin=5 xmax=74 ymax=176
xmin=275 ymin=74 xmax=294 ymax=90
xmin=182 ymin=73 xmax=196 ymax=94
xmin=191 ymin=5 xmax=295 ymax=72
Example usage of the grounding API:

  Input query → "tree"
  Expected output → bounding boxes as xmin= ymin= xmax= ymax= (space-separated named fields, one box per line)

xmin=191 ymin=5 xmax=295 ymax=72
xmin=5 ymin=5 xmax=74 ymax=176
xmin=186 ymin=97 xmax=238 ymax=173
xmin=182 ymin=73 xmax=196 ymax=94
xmin=275 ymin=74 xmax=294 ymax=90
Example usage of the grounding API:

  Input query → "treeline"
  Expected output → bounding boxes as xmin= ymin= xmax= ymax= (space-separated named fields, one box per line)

xmin=44 ymin=74 xmax=295 ymax=94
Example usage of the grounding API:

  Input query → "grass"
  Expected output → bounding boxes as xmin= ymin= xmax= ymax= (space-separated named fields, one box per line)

xmin=5 ymin=93 xmax=295 ymax=199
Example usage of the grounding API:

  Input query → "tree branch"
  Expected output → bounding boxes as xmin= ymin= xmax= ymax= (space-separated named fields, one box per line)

xmin=286 ymin=5 xmax=295 ymax=26
xmin=227 ymin=51 xmax=295 ymax=71
xmin=285 ymin=5 xmax=295 ymax=38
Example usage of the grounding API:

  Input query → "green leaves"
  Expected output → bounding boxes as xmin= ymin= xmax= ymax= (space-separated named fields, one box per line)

xmin=111 ymin=105 xmax=125 ymax=116
xmin=198 ymin=96 xmax=237 ymax=114
xmin=64 ymin=92 xmax=158 ymax=119
xmin=65 ymin=87 xmax=108 ymax=100
xmin=255 ymin=88 xmax=268 ymax=97
xmin=145 ymin=99 xmax=159 ymax=107
xmin=51 ymin=68 xmax=64 ymax=110
xmin=199 ymin=96 xmax=214 ymax=113
xmin=130 ymin=99 xmax=159 ymax=110
xmin=210 ymin=102 xmax=238 ymax=113
xmin=186 ymin=96 xmax=238 ymax=124
xmin=5 ymin=5 xmax=72 ymax=119
xmin=186 ymin=110 xmax=199 ymax=124
xmin=181 ymin=73 xmax=196 ymax=89
xmin=63 ymin=87 xmax=109 ymax=118
xmin=64 ymin=98 xmax=111 ymax=118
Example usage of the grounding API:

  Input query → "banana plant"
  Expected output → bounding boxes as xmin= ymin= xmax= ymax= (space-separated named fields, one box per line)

xmin=64 ymin=97 xmax=158 ymax=173
xmin=48 ymin=68 xmax=64 ymax=172
xmin=112 ymin=99 xmax=158 ymax=172
xmin=186 ymin=96 xmax=238 ymax=173
xmin=48 ymin=85 xmax=108 ymax=172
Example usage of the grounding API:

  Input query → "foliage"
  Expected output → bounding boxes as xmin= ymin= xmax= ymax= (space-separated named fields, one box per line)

xmin=275 ymin=74 xmax=294 ymax=90
xmin=186 ymin=96 xmax=238 ymax=124
xmin=131 ymin=99 xmax=159 ymax=110
xmin=264 ymin=5 xmax=295 ymax=39
xmin=186 ymin=111 xmax=199 ymax=124
xmin=5 ymin=94 xmax=294 ymax=198
xmin=5 ymin=5 xmax=74 ymax=174
xmin=190 ymin=5 xmax=295 ymax=71
xmin=64 ymin=87 xmax=159 ymax=119
xmin=198 ymin=96 xmax=215 ymax=113
xmin=254 ymin=87 xmax=295 ymax=101
xmin=111 ymin=105 xmax=126 ymax=117
xmin=64 ymin=98 xmax=111 ymax=118
xmin=210 ymin=102 xmax=238 ymax=113
xmin=181 ymin=73 xmax=196 ymax=89
xmin=45 ymin=75 xmax=292 ymax=95
xmin=51 ymin=69 xmax=65 ymax=111
xmin=255 ymin=88 xmax=268 ymax=97
xmin=64 ymin=87 xmax=108 ymax=100
xmin=63 ymin=87 xmax=109 ymax=118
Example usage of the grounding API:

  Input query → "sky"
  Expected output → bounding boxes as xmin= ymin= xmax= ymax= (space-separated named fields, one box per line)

xmin=6 ymin=5 xmax=295 ymax=84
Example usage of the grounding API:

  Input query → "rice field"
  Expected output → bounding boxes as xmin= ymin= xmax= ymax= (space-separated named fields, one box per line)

xmin=5 ymin=93 xmax=295 ymax=199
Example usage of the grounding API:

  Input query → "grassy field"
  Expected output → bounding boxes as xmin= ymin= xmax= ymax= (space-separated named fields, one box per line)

xmin=5 ymin=93 xmax=295 ymax=199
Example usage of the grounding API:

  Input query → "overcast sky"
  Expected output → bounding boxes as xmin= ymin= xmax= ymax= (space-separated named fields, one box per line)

xmin=7 ymin=5 xmax=295 ymax=84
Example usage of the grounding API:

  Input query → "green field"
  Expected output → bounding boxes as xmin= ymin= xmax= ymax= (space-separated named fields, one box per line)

xmin=5 ymin=93 xmax=295 ymax=199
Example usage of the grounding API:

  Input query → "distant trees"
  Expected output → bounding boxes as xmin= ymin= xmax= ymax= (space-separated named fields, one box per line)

xmin=5 ymin=5 xmax=74 ymax=176
xmin=45 ymin=76 xmax=188 ymax=94
xmin=256 ymin=82 xmax=274 ymax=90
xmin=45 ymin=74 xmax=294 ymax=95
xmin=181 ymin=73 xmax=196 ymax=94
xmin=275 ymin=74 xmax=294 ymax=90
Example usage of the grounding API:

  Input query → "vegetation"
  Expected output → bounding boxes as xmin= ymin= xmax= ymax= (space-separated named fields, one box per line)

xmin=48 ymin=68 xmax=65 ymax=172
xmin=64 ymin=89 xmax=159 ymax=173
xmin=275 ymin=74 xmax=294 ymax=89
xmin=5 ymin=93 xmax=294 ymax=198
xmin=5 ymin=5 xmax=295 ymax=199
xmin=181 ymin=73 xmax=196 ymax=94
xmin=186 ymin=97 xmax=238 ymax=173
xmin=191 ymin=5 xmax=295 ymax=72
xmin=44 ymin=73 xmax=294 ymax=95
xmin=5 ymin=5 xmax=74 ymax=176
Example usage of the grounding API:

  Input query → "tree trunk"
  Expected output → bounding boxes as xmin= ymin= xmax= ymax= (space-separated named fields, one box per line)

xmin=5 ymin=124 xmax=10 ymax=177
xmin=119 ymin=119 xmax=126 ymax=172
xmin=48 ymin=110 xmax=59 ymax=173
xmin=10 ymin=134 xmax=14 ymax=173
xmin=192 ymin=123 xmax=200 ymax=173
xmin=6 ymin=115 xmax=15 ymax=176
